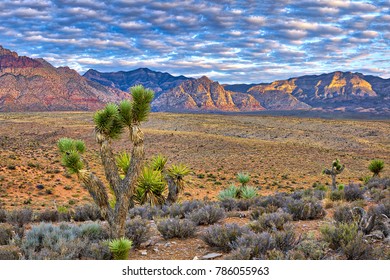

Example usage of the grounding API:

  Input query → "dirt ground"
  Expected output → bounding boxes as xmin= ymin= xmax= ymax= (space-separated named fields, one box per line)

xmin=0 ymin=111 xmax=389 ymax=210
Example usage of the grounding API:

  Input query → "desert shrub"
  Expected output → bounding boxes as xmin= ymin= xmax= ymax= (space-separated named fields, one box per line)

xmin=292 ymin=189 xmax=326 ymax=200
xmin=0 ymin=223 xmax=13 ymax=245
xmin=79 ymin=222 xmax=109 ymax=241
xmin=0 ymin=245 xmax=20 ymax=260
xmin=6 ymin=208 xmax=33 ymax=228
xmin=320 ymin=222 xmax=358 ymax=250
xmin=168 ymin=200 xmax=205 ymax=218
xmin=0 ymin=209 xmax=7 ymax=223
xmin=218 ymin=185 xmax=239 ymax=200
xmin=294 ymin=233 xmax=327 ymax=260
xmin=73 ymin=204 xmax=102 ymax=222
xmin=343 ymin=183 xmax=365 ymax=201
xmin=108 ymin=237 xmax=132 ymax=260
xmin=157 ymin=218 xmax=196 ymax=239
xmin=128 ymin=205 xmax=164 ymax=220
xmin=187 ymin=205 xmax=225 ymax=225
xmin=240 ymin=186 xmax=258 ymax=199
xmin=250 ymin=212 xmax=292 ymax=233
xmin=229 ymin=231 xmax=274 ymax=260
xmin=219 ymin=198 xmax=238 ymax=211
xmin=266 ymin=249 xmax=286 ymax=260
xmin=253 ymin=193 xmax=290 ymax=210
xmin=366 ymin=177 xmax=389 ymax=190
xmin=125 ymin=218 xmax=151 ymax=247
xmin=329 ymin=190 xmax=344 ymax=201
xmin=36 ymin=209 xmax=59 ymax=223
xmin=202 ymin=223 xmax=250 ymax=252
xmin=250 ymin=207 xmax=267 ymax=220
xmin=333 ymin=205 xmax=355 ymax=224
xmin=22 ymin=222 xmax=82 ymax=259
xmin=273 ymin=224 xmax=297 ymax=252
xmin=82 ymin=240 xmax=112 ymax=260
xmin=286 ymin=197 xmax=325 ymax=220
xmin=341 ymin=232 xmax=376 ymax=260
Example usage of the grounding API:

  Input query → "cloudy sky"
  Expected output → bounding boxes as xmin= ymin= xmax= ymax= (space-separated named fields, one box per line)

xmin=0 ymin=0 xmax=389 ymax=83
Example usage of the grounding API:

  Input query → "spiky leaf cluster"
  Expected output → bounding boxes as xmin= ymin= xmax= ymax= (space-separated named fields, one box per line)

xmin=167 ymin=163 xmax=190 ymax=189
xmin=368 ymin=159 xmax=385 ymax=177
xmin=218 ymin=185 xmax=239 ymax=200
xmin=58 ymin=138 xmax=86 ymax=174
xmin=332 ymin=159 xmax=343 ymax=171
xmin=237 ymin=172 xmax=250 ymax=187
xmin=94 ymin=103 xmax=124 ymax=139
xmin=116 ymin=151 xmax=131 ymax=176
xmin=130 ymin=85 xmax=154 ymax=123
xmin=135 ymin=167 xmax=166 ymax=206
xmin=108 ymin=237 xmax=132 ymax=260
xmin=151 ymin=154 xmax=168 ymax=172
xmin=241 ymin=186 xmax=258 ymax=199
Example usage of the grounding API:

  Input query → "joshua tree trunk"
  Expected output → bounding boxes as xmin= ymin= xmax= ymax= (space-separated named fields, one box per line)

xmin=331 ymin=174 xmax=337 ymax=190
xmin=166 ymin=177 xmax=178 ymax=205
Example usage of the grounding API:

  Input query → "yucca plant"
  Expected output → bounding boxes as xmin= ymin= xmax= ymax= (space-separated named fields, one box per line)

xmin=166 ymin=163 xmax=191 ymax=204
xmin=116 ymin=151 xmax=131 ymax=177
xmin=237 ymin=172 xmax=250 ymax=187
xmin=241 ymin=186 xmax=258 ymax=199
xmin=217 ymin=185 xmax=239 ymax=200
xmin=58 ymin=85 xmax=154 ymax=238
xmin=151 ymin=154 xmax=168 ymax=172
xmin=135 ymin=167 xmax=166 ymax=206
xmin=368 ymin=159 xmax=384 ymax=177
xmin=108 ymin=237 xmax=132 ymax=260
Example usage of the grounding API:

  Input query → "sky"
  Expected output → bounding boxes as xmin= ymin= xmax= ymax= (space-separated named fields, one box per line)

xmin=0 ymin=0 xmax=389 ymax=84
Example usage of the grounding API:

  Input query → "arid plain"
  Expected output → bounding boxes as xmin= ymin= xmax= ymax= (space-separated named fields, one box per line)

xmin=0 ymin=112 xmax=389 ymax=210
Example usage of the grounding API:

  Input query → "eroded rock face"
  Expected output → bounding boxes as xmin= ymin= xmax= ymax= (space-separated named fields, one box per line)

xmin=0 ymin=46 xmax=128 ymax=111
xmin=152 ymin=76 xmax=265 ymax=112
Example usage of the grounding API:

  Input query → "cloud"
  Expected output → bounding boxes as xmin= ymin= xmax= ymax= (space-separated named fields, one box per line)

xmin=0 ymin=0 xmax=388 ymax=83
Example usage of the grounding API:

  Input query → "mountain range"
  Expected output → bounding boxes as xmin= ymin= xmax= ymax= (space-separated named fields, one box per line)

xmin=0 ymin=46 xmax=389 ymax=114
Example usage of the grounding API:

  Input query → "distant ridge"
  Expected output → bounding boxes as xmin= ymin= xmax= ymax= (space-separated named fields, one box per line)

xmin=0 ymin=46 xmax=127 ymax=111
xmin=83 ymin=68 xmax=192 ymax=98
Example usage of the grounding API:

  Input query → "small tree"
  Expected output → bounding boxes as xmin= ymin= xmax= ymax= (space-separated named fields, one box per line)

xmin=58 ymin=85 xmax=154 ymax=238
xmin=323 ymin=159 xmax=345 ymax=190
xmin=368 ymin=159 xmax=384 ymax=177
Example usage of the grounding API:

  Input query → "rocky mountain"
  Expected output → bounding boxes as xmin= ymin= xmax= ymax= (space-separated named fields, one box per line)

xmin=0 ymin=46 xmax=127 ymax=112
xmin=83 ymin=68 xmax=191 ymax=98
xmin=152 ymin=76 xmax=264 ymax=112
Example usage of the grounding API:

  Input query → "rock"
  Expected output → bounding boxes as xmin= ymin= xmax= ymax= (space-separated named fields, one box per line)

xmin=164 ymin=242 xmax=171 ymax=248
xmin=139 ymin=250 xmax=147 ymax=256
xmin=153 ymin=248 xmax=159 ymax=253
xmin=193 ymin=256 xmax=199 ymax=260
xmin=36 ymin=184 xmax=44 ymax=190
xmin=201 ymin=253 xmax=223 ymax=260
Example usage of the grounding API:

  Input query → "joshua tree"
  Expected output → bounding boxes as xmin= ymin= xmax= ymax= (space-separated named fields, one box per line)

xmin=166 ymin=163 xmax=190 ymax=204
xmin=368 ymin=159 xmax=385 ymax=177
xmin=323 ymin=159 xmax=345 ymax=190
xmin=58 ymin=85 xmax=154 ymax=238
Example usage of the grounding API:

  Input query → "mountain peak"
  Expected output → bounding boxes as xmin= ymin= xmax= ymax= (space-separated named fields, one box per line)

xmin=0 ymin=46 xmax=18 ymax=58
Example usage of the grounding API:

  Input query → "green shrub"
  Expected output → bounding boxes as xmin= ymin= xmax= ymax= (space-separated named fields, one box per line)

xmin=108 ymin=237 xmax=132 ymax=260
xmin=341 ymin=233 xmax=376 ymax=260
xmin=79 ymin=222 xmax=109 ymax=241
xmin=157 ymin=218 xmax=196 ymax=239
xmin=320 ymin=222 xmax=358 ymax=250
xmin=368 ymin=159 xmax=384 ymax=177
xmin=329 ymin=190 xmax=344 ymax=201
xmin=294 ymin=233 xmax=327 ymax=260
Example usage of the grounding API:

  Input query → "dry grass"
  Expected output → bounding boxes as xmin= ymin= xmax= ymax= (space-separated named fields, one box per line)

xmin=0 ymin=111 xmax=389 ymax=210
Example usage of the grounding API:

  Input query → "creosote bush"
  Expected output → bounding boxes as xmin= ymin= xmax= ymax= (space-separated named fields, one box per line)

xmin=125 ymin=218 xmax=151 ymax=247
xmin=320 ymin=222 xmax=358 ymax=250
xmin=201 ymin=223 xmax=250 ymax=252
xmin=157 ymin=218 xmax=196 ymax=239
xmin=294 ymin=233 xmax=328 ymax=260
xmin=187 ymin=205 xmax=225 ymax=225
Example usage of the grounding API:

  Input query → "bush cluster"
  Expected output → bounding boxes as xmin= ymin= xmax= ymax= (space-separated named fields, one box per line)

xmin=157 ymin=218 xmax=196 ymax=239
xmin=333 ymin=205 xmax=355 ymax=224
xmin=343 ymin=184 xmax=365 ymax=202
xmin=187 ymin=205 xmax=225 ymax=225
xmin=250 ymin=212 xmax=292 ymax=233
xmin=125 ymin=218 xmax=151 ymax=247
xmin=228 ymin=231 xmax=274 ymax=259
xmin=286 ymin=197 xmax=325 ymax=220
xmin=73 ymin=204 xmax=102 ymax=222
